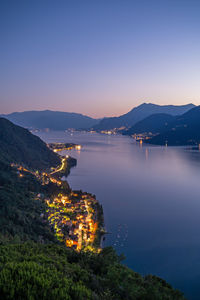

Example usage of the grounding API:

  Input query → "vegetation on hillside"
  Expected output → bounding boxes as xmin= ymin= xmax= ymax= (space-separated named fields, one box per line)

xmin=0 ymin=160 xmax=57 ymax=244
xmin=0 ymin=243 xmax=186 ymax=300
xmin=0 ymin=117 xmax=60 ymax=170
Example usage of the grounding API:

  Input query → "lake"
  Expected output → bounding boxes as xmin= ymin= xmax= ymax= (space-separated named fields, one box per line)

xmin=37 ymin=131 xmax=200 ymax=300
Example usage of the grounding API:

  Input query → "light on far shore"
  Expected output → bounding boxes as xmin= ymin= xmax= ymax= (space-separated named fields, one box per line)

xmin=75 ymin=145 xmax=82 ymax=150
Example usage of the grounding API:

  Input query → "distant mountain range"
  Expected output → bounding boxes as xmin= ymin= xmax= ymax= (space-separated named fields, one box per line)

xmin=147 ymin=106 xmax=200 ymax=146
xmin=122 ymin=105 xmax=200 ymax=145
xmin=1 ymin=110 xmax=100 ymax=130
xmin=123 ymin=113 xmax=175 ymax=135
xmin=2 ymin=103 xmax=200 ymax=145
xmin=1 ymin=103 xmax=195 ymax=131
xmin=0 ymin=117 xmax=59 ymax=170
xmin=92 ymin=103 xmax=195 ymax=131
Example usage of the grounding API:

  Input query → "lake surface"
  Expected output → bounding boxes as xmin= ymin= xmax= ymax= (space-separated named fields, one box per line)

xmin=37 ymin=131 xmax=200 ymax=300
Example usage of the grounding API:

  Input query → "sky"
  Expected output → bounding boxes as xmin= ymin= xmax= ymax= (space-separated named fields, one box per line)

xmin=1 ymin=0 xmax=200 ymax=118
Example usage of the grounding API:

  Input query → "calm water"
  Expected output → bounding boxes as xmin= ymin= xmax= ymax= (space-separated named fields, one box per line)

xmin=37 ymin=131 xmax=200 ymax=300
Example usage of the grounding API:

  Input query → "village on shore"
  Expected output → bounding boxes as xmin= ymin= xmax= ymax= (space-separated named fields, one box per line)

xmin=11 ymin=142 xmax=105 ymax=252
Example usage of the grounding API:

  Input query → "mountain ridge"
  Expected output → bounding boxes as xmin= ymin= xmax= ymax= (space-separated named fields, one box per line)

xmin=1 ymin=110 xmax=100 ymax=130
xmin=147 ymin=106 xmax=200 ymax=145
xmin=1 ymin=103 xmax=195 ymax=131
xmin=92 ymin=103 xmax=195 ymax=131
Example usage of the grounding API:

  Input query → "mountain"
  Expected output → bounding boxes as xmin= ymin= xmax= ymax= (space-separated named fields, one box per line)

xmin=92 ymin=103 xmax=195 ymax=131
xmin=148 ymin=106 xmax=200 ymax=145
xmin=1 ymin=110 xmax=100 ymax=130
xmin=0 ymin=117 xmax=60 ymax=170
xmin=123 ymin=113 xmax=175 ymax=135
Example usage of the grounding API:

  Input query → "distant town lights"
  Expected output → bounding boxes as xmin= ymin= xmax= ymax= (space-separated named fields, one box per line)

xmin=75 ymin=145 xmax=82 ymax=150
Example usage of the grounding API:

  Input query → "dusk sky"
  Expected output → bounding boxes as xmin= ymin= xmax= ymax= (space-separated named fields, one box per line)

xmin=1 ymin=0 xmax=200 ymax=118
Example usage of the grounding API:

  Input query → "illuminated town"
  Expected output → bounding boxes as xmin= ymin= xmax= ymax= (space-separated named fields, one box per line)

xmin=48 ymin=142 xmax=82 ymax=152
xmin=46 ymin=191 xmax=102 ymax=252
xmin=11 ymin=142 xmax=104 ymax=253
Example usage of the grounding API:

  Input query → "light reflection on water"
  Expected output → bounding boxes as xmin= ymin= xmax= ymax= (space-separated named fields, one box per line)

xmin=37 ymin=131 xmax=200 ymax=300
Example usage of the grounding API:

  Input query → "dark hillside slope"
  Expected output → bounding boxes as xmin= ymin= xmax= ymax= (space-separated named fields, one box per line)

xmin=0 ymin=160 xmax=57 ymax=243
xmin=0 ymin=118 xmax=59 ymax=170
xmin=124 ymin=113 xmax=175 ymax=135
xmin=148 ymin=106 xmax=200 ymax=145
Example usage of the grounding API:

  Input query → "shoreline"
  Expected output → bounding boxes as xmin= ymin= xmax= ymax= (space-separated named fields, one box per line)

xmin=12 ymin=147 xmax=105 ymax=252
xmin=45 ymin=146 xmax=105 ymax=252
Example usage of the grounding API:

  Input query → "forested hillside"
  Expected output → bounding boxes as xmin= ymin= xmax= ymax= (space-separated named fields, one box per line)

xmin=0 ymin=160 xmax=58 ymax=243
xmin=0 ymin=243 xmax=185 ymax=300
xmin=0 ymin=117 xmax=59 ymax=170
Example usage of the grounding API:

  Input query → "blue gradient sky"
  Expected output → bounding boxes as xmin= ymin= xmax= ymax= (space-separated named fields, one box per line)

xmin=1 ymin=0 xmax=200 ymax=117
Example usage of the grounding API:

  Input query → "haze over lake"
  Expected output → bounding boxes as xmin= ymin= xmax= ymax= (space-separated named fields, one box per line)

xmin=37 ymin=131 xmax=200 ymax=300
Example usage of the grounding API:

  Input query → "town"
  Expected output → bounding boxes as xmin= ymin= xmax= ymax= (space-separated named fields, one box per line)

xmin=46 ymin=191 xmax=102 ymax=252
xmin=48 ymin=142 xmax=82 ymax=152
xmin=10 ymin=143 xmax=104 ymax=253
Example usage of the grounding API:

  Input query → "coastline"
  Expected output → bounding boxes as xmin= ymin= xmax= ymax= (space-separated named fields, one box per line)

xmin=12 ymin=145 xmax=105 ymax=252
xmin=45 ymin=145 xmax=105 ymax=252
